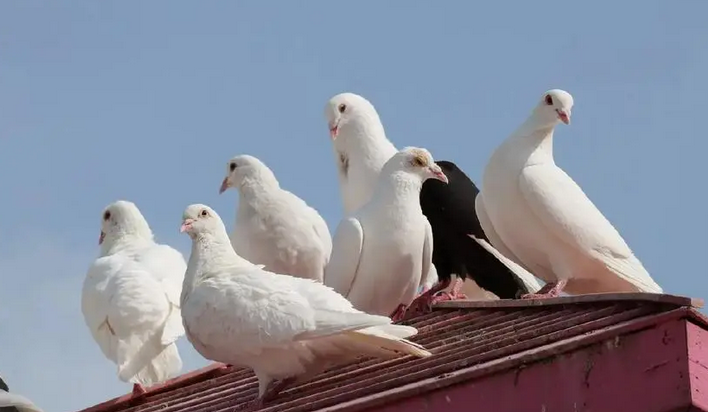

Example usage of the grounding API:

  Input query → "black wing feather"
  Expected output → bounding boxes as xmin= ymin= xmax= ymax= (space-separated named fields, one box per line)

xmin=419 ymin=160 xmax=531 ymax=298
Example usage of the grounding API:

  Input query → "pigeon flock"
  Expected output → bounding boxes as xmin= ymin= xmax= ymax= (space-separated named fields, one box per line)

xmin=74 ymin=89 xmax=663 ymax=410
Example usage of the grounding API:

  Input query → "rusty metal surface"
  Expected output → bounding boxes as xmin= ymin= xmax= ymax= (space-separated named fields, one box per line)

xmin=76 ymin=296 xmax=694 ymax=412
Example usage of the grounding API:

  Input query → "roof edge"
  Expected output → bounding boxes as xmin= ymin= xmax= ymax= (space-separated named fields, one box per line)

xmin=433 ymin=293 xmax=704 ymax=310
xmin=329 ymin=307 xmax=698 ymax=412
xmin=76 ymin=363 xmax=231 ymax=412
xmin=76 ymin=295 xmax=706 ymax=412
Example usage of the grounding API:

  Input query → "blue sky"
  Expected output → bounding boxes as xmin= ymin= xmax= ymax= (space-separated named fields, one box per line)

xmin=1 ymin=2 xmax=706 ymax=411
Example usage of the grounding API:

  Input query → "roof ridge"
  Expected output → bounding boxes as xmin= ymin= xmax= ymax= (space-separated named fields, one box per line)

xmin=74 ymin=293 xmax=702 ymax=412
xmin=433 ymin=292 xmax=703 ymax=309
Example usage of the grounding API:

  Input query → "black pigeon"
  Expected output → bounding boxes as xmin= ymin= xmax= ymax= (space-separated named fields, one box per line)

xmin=408 ymin=160 xmax=534 ymax=312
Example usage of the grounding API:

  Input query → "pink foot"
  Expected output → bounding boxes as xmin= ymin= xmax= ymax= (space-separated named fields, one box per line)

xmin=431 ymin=290 xmax=468 ymax=303
xmin=131 ymin=383 xmax=146 ymax=397
xmin=403 ymin=278 xmax=453 ymax=320
xmin=521 ymin=280 xmax=567 ymax=299
xmin=389 ymin=304 xmax=408 ymax=323
xmin=431 ymin=278 xmax=468 ymax=302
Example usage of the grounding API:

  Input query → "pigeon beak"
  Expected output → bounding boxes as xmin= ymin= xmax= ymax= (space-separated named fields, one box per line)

xmin=557 ymin=109 xmax=570 ymax=125
xmin=219 ymin=177 xmax=230 ymax=194
xmin=429 ymin=166 xmax=448 ymax=184
xmin=180 ymin=219 xmax=195 ymax=233
xmin=98 ymin=231 xmax=105 ymax=245
xmin=328 ymin=121 xmax=339 ymax=140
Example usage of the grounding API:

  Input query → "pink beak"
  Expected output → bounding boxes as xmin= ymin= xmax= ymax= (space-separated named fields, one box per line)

xmin=430 ymin=166 xmax=448 ymax=184
xmin=98 ymin=231 xmax=105 ymax=245
xmin=219 ymin=177 xmax=230 ymax=194
xmin=557 ymin=109 xmax=570 ymax=125
xmin=180 ymin=219 xmax=195 ymax=233
xmin=329 ymin=123 xmax=339 ymax=140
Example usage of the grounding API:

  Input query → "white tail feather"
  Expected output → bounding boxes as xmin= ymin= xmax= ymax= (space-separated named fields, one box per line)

xmin=468 ymin=235 xmax=542 ymax=293
xmin=118 ymin=328 xmax=182 ymax=385
xmin=601 ymin=252 xmax=663 ymax=293
xmin=344 ymin=325 xmax=432 ymax=358
xmin=132 ymin=343 xmax=182 ymax=385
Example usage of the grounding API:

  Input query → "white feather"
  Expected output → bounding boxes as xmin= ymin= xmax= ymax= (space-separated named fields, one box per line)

xmin=180 ymin=204 xmax=431 ymax=399
xmin=324 ymin=93 xmax=466 ymax=296
xmin=81 ymin=201 xmax=185 ymax=387
xmin=467 ymin=234 xmax=543 ymax=293
xmin=225 ymin=155 xmax=331 ymax=282
xmin=478 ymin=89 xmax=662 ymax=294
xmin=324 ymin=148 xmax=437 ymax=316
xmin=323 ymin=217 xmax=364 ymax=297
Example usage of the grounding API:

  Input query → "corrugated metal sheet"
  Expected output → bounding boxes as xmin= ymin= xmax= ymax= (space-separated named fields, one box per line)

xmin=77 ymin=293 xmax=701 ymax=412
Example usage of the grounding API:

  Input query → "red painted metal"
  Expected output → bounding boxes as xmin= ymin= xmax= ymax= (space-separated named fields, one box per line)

xmin=433 ymin=292 xmax=703 ymax=310
xmin=73 ymin=294 xmax=708 ymax=412
xmin=365 ymin=318 xmax=694 ymax=412
xmin=688 ymin=322 xmax=708 ymax=411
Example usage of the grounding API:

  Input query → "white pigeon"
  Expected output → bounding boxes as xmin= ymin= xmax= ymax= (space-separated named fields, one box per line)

xmin=325 ymin=92 xmax=398 ymax=214
xmin=324 ymin=147 xmax=448 ymax=321
xmin=325 ymin=92 xmax=496 ymax=301
xmin=82 ymin=200 xmax=186 ymax=396
xmin=476 ymin=89 xmax=663 ymax=297
xmin=179 ymin=204 xmax=431 ymax=409
xmin=0 ymin=376 xmax=43 ymax=412
xmin=218 ymin=154 xmax=332 ymax=282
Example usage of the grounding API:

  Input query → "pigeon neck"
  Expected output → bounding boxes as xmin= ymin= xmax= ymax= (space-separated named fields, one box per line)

xmin=192 ymin=230 xmax=233 ymax=256
xmin=192 ymin=229 xmax=248 ymax=268
xmin=372 ymin=171 xmax=423 ymax=207
xmin=100 ymin=233 xmax=153 ymax=256
xmin=508 ymin=114 xmax=557 ymax=165
xmin=238 ymin=173 xmax=280 ymax=197
xmin=335 ymin=116 xmax=397 ymax=160
xmin=183 ymin=229 xmax=243 ymax=296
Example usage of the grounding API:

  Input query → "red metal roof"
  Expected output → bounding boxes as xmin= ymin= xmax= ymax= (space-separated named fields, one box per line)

xmin=77 ymin=293 xmax=708 ymax=412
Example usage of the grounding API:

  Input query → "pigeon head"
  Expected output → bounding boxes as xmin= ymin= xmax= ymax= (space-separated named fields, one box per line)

xmin=180 ymin=204 xmax=224 ymax=239
xmin=99 ymin=200 xmax=153 ymax=246
xmin=324 ymin=92 xmax=380 ymax=141
xmin=533 ymin=89 xmax=574 ymax=126
xmin=219 ymin=154 xmax=277 ymax=194
xmin=385 ymin=147 xmax=448 ymax=184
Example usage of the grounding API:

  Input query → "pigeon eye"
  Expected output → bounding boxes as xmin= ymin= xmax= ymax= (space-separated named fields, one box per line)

xmin=200 ymin=210 xmax=208 ymax=217
xmin=544 ymin=95 xmax=553 ymax=106
xmin=229 ymin=162 xmax=237 ymax=172
xmin=412 ymin=156 xmax=426 ymax=167
xmin=338 ymin=104 xmax=346 ymax=113
xmin=103 ymin=211 xmax=111 ymax=221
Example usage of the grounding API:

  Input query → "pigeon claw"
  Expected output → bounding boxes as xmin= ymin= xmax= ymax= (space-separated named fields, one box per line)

xmin=432 ymin=290 xmax=468 ymax=302
xmin=433 ymin=277 xmax=467 ymax=302
xmin=521 ymin=280 xmax=567 ymax=299
xmin=402 ymin=278 xmax=456 ymax=320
